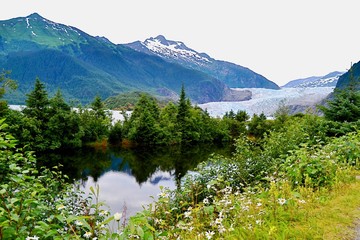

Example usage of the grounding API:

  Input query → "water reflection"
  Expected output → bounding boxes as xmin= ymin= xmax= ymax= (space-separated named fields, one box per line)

xmin=39 ymin=143 xmax=232 ymax=216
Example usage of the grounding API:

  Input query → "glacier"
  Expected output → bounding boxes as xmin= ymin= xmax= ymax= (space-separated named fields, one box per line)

xmin=198 ymin=87 xmax=334 ymax=118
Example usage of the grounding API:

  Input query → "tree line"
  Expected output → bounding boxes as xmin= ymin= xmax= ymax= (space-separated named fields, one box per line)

xmin=1 ymin=70 xmax=360 ymax=152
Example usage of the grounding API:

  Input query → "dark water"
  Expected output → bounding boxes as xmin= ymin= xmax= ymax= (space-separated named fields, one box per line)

xmin=39 ymin=143 xmax=233 ymax=216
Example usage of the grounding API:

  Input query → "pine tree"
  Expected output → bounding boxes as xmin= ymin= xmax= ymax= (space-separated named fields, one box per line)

xmin=176 ymin=84 xmax=191 ymax=143
xmin=24 ymin=78 xmax=49 ymax=121
xmin=319 ymin=69 xmax=360 ymax=122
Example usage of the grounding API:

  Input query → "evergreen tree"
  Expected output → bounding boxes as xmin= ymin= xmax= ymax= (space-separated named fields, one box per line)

xmin=247 ymin=113 xmax=270 ymax=139
xmin=319 ymin=87 xmax=360 ymax=122
xmin=177 ymin=84 xmax=190 ymax=125
xmin=23 ymin=78 xmax=49 ymax=121
xmin=79 ymin=95 xmax=111 ymax=143
xmin=176 ymin=84 xmax=191 ymax=143
xmin=46 ymin=90 xmax=83 ymax=149
xmin=125 ymin=94 xmax=161 ymax=145
xmin=91 ymin=95 xmax=106 ymax=119
xmin=319 ymin=66 xmax=360 ymax=122
xmin=235 ymin=110 xmax=250 ymax=122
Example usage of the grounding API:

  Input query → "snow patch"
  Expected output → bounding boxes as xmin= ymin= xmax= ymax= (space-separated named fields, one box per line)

xmin=143 ymin=38 xmax=212 ymax=65
xmin=26 ymin=18 xmax=30 ymax=28
xmin=31 ymin=31 xmax=37 ymax=36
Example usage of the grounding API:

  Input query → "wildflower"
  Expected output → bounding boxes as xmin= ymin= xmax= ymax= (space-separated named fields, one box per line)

xmin=218 ymin=225 xmax=226 ymax=234
xmin=158 ymin=191 xmax=168 ymax=198
xmin=99 ymin=210 xmax=109 ymax=216
xmin=203 ymin=198 xmax=209 ymax=205
xmin=256 ymin=202 xmax=262 ymax=207
xmin=277 ymin=198 xmax=286 ymax=205
xmin=83 ymin=232 xmax=92 ymax=239
xmin=26 ymin=236 xmax=39 ymax=240
xmin=184 ymin=210 xmax=191 ymax=218
xmin=205 ymin=230 xmax=215 ymax=239
xmin=256 ymin=219 xmax=262 ymax=225
xmin=215 ymin=217 xmax=223 ymax=225
xmin=242 ymin=205 xmax=250 ymax=211
xmin=298 ymin=199 xmax=306 ymax=204
xmin=114 ymin=212 xmax=122 ymax=221
xmin=75 ymin=220 xmax=83 ymax=226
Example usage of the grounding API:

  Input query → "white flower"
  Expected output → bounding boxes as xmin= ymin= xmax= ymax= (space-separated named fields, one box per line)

xmin=114 ymin=212 xmax=122 ymax=221
xmin=218 ymin=225 xmax=226 ymax=234
xmin=205 ymin=230 xmax=215 ymax=239
xmin=158 ymin=192 xmax=168 ymax=198
xmin=99 ymin=210 xmax=109 ymax=216
xmin=75 ymin=220 xmax=83 ymax=226
xmin=215 ymin=217 xmax=223 ymax=225
xmin=83 ymin=232 xmax=92 ymax=239
xmin=26 ymin=236 xmax=39 ymax=240
xmin=203 ymin=198 xmax=209 ymax=205
xmin=277 ymin=198 xmax=286 ymax=205
xmin=256 ymin=202 xmax=262 ymax=207
xmin=184 ymin=211 xmax=191 ymax=218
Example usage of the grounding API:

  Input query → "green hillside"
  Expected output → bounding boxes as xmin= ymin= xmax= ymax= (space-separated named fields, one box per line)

xmin=0 ymin=13 xmax=227 ymax=104
xmin=336 ymin=60 xmax=360 ymax=89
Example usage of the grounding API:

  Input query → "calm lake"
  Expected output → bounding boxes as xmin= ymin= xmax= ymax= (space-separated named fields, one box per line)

xmin=39 ymin=143 xmax=233 ymax=217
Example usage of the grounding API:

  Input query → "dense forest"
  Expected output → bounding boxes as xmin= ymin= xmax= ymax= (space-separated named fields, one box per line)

xmin=0 ymin=73 xmax=280 ymax=152
xmin=1 ymin=70 xmax=360 ymax=239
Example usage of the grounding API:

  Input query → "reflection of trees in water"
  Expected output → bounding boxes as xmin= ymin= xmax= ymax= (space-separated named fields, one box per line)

xmin=38 ymin=143 xmax=233 ymax=186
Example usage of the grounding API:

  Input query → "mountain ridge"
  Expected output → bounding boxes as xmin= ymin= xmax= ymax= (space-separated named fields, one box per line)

xmin=282 ymin=71 xmax=344 ymax=88
xmin=1 ymin=13 xmax=277 ymax=105
xmin=125 ymin=35 xmax=280 ymax=89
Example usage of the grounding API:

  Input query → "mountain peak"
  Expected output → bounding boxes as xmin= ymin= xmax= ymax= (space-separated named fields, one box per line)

xmin=154 ymin=35 xmax=167 ymax=43
xmin=27 ymin=12 xmax=43 ymax=19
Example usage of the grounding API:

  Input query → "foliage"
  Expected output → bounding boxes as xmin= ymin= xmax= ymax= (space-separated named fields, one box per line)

xmin=319 ymin=66 xmax=360 ymax=123
xmin=0 ymin=70 xmax=17 ymax=115
xmin=108 ymin=121 xmax=123 ymax=145
xmin=5 ymin=79 xmax=88 ymax=151
xmin=319 ymin=87 xmax=360 ymax=122
xmin=122 ymin=88 xmax=234 ymax=146
xmin=104 ymin=91 xmax=170 ymax=111
xmin=117 ymin=119 xmax=360 ymax=239
xmin=247 ymin=113 xmax=272 ymax=139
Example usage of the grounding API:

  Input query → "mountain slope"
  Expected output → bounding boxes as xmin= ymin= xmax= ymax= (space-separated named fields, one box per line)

xmin=336 ymin=61 xmax=360 ymax=89
xmin=0 ymin=13 xmax=237 ymax=104
xmin=283 ymin=71 xmax=343 ymax=88
xmin=125 ymin=35 xmax=280 ymax=89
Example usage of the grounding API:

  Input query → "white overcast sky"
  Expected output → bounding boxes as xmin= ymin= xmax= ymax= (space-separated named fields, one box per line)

xmin=2 ymin=0 xmax=360 ymax=86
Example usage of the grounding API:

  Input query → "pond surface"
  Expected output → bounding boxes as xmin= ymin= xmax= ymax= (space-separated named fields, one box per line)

xmin=39 ymin=143 xmax=233 ymax=217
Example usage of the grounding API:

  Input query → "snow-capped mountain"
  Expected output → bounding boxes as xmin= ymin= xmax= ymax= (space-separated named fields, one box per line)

xmin=126 ymin=35 xmax=280 ymax=90
xmin=127 ymin=35 xmax=212 ymax=66
xmin=283 ymin=71 xmax=344 ymax=88
xmin=1 ymin=14 xmax=239 ymax=104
